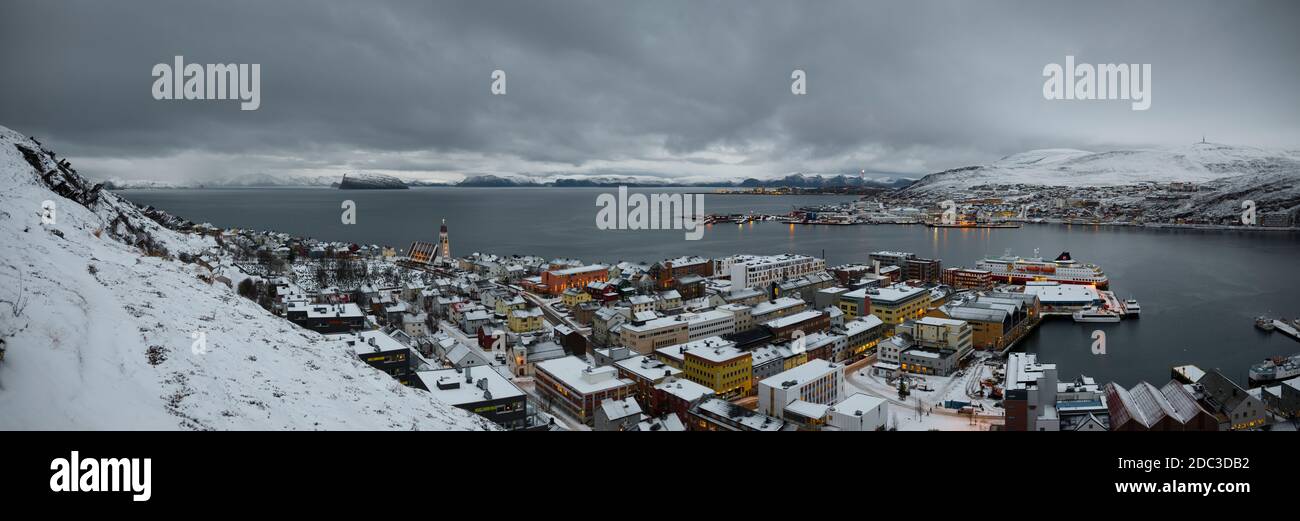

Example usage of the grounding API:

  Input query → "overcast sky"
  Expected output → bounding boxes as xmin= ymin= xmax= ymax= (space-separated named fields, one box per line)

xmin=2 ymin=0 xmax=1297 ymax=183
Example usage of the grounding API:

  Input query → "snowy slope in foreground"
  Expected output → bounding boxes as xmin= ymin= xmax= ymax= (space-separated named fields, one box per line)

xmin=0 ymin=125 xmax=494 ymax=430
xmin=902 ymin=142 xmax=1300 ymax=195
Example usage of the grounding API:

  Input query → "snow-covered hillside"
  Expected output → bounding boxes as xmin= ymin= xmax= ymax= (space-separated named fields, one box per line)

xmin=902 ymin=142 xmax=1300 ymax=195
xmin=0 ymin=125 xmax=494 ymax=430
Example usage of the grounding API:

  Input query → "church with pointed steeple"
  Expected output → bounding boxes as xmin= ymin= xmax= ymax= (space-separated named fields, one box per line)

xmin=438 ymin=218 xmax=450 ymax=261
xmin=406 ymin=218 xmax=450 ymax=266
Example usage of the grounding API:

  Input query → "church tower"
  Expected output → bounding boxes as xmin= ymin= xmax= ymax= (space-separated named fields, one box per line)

xmin=438 ymin=218 xmax=450 ymax=260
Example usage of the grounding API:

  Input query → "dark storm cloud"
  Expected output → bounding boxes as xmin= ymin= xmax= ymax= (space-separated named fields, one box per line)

xmin=1 ymin=0 xmax=1297 ymax=183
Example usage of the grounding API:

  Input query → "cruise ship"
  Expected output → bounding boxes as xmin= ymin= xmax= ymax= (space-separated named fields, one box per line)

xmin=976 ymin=249 xmax=1109 ymax=289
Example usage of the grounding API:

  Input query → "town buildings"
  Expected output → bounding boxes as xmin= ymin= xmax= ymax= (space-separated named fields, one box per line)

xmin=1003 ymin=353 xmax=1109 ymax=431
xmin=650 ymin=376 xmax=715 ymax=423
xmin=763 ymin=309 xmax=829 ymax=341
xmin=331 ymin=330 xmax=413 ymax=386
xmin=412 ymin=366 xmax=534 ymax=430
xmin=539 ymin=264 xmax=609 ymax=296
xmin=594 ymin=397 xmax=644 ymax=431
xmin=930 ymin=292 xmax=1039 ymax=351
xmin=942 ymin=267 xmax=993 ymax=291
xmin=756 ymin=359 xmax=845 ymax=420
xmin=1194 ymin=371 xmax=1267 ymax=430
xmin=682 ymin=338 xmax=753 ymax=399
xmin=839 ymin=284 xmax=930 ymax=331
xmin=613 ymin=354 xmax=682 ymax=404
xmin=618 ymin=316 xmax=689 ymax=354
xmin=826 ymin=393 xmax=889 ymax=431
xmin=1104 ymin=380 xmax=1219 ymax=431
xmin=727 ymin=254 xmax=826 ymax=290
xmin=687 ymin=398 xmax=791 ymax=431
xmin=286 ymin=302 xmax=365 ymax=333
xmin=534 ymin=356 xmax=636 ymax=424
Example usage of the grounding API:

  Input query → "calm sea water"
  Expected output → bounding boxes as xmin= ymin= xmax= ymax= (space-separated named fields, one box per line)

xmin=120 ymin=186 xmax=1300 ymax=387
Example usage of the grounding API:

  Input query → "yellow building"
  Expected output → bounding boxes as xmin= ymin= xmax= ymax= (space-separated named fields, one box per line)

xmin=561 ymin=287 xmax=592 ymax=308
xmin=496 ymin=295 xmax=527 ymax=316
xmin=841 ymin=285 xmax=930 ymax=334
xmin=683 ymin=344 xmax=753 ymax=399
xmin=509 ymin=307 xmax=544 ymax=333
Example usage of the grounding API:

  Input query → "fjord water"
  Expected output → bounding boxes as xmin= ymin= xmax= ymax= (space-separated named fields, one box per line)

xmin=120 ymin=186 xmax=1300 ymax=387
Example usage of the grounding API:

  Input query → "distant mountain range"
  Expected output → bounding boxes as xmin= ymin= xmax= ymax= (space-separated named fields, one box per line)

xmin=457 ymin=173 xmax=916 ymax=189
xmin=900 ymin=142 xmax=1300 ymax=196
xmin=103 ymin=171 xmax=917 ymax=190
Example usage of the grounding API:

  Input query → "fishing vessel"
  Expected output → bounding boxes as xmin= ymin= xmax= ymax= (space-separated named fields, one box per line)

xmin=1255 ymin=316 xmax=1276 ymax=331
xmin=1249 ymin=353 xmax=1300 ymax=384
xmin=1072 ymin=307 xmax=1121 ymax=323
xmin=977 ymin=249 xmax=1109 ymax=289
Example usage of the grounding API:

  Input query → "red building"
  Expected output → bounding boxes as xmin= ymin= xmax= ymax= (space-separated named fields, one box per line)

xmin=942 ymin=267 xmax=993 ymax=291
xmin=650 ymin=377 xmax=715 ymax=423
xmin=540 ymin=264 xmax=609 ymax=296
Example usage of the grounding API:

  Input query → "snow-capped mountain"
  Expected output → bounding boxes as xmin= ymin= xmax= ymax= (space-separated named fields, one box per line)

xmin=0 ymin=125 xmax=494 ymax=430
xmin=901 ymin=142 xmax=1300 ymax=196
xmin=737 ymin=172 xmax=914 ymax=189
xmin=338 ymin=172 xmax=409 ymax=189
xmin=103 ymin=173 xmax=339 ymax=189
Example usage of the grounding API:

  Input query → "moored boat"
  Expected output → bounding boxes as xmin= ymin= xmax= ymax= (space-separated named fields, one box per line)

xmin=1124 ymin=298 xmax=1141 ymax=317
xmin=977 ymin=249 xmax=1109 ymax=289
xmin=1256 ymin=316 xmax=1276 ymax=331
xmin=1073 ymin=307 xmax=1121 ymax=323
xmin=1249 ymin=353 xmax=1300 ymax=384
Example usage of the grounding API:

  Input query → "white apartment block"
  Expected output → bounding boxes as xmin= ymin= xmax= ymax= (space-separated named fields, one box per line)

xmin=757 ymin=359 xmax=845 ymax=418
xmin=686 ymin=309 xmax=736 ymax=341
xmin=727 ymin=254 xmax=826 ymax=290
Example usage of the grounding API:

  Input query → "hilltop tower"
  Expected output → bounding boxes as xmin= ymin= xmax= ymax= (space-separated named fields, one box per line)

xmin=439 ymin=218 xmax=450 ymax=260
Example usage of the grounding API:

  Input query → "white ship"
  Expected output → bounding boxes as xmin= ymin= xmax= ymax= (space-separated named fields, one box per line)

xmin=1124 ymin=298 xmax=1140 ymax=317
xmin=1249 ymin=353 xmax=1300 ymax=385
xmin=977 ymin=249 xmax=1109 ymax=289
xmin=1072 ymin=307 xmax=1121 ymax=323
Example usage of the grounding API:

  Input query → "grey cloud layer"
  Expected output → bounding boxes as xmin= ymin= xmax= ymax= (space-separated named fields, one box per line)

xmin=1 ymin=0 xmax=1297 ymax=182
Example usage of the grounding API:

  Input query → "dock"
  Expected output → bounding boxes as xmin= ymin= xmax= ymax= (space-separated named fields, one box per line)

xmin=1171 ymin=364 xmax=1206 ymax=384
xmin=1272 ymin=320 xmax=1300 ymax=342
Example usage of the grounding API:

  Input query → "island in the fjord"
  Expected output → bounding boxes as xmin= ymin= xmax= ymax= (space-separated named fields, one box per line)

xmin=337 ymin=172 xmax=409 ymax=189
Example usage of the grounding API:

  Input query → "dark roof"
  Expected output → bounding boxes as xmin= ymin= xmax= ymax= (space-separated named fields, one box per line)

xmin=1197 ymin=371 xmax=1255 ymax=413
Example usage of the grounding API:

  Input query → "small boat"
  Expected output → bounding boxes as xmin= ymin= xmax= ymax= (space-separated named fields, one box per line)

xmin=1124 ymin=298 xmax=1141 ymax=317
xmin=1256 ymin=316 xmax=1276 ymax=331
xmin=1073 ymin=307 xmax=1121 ymax=323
